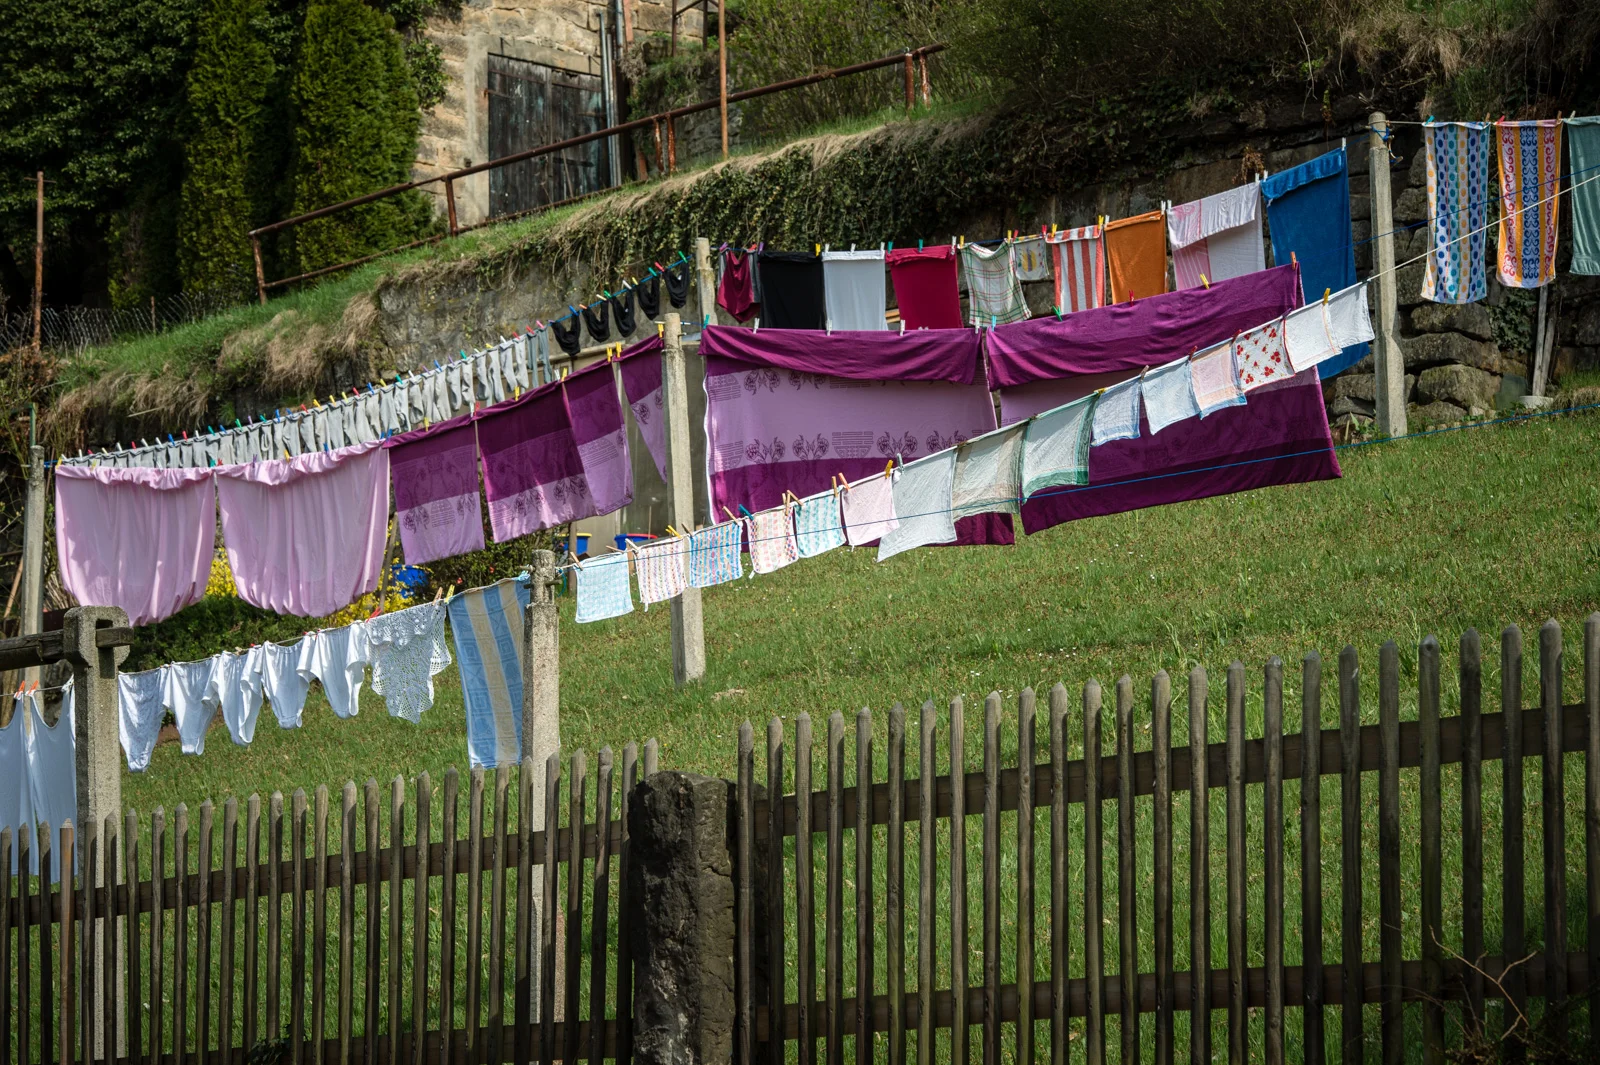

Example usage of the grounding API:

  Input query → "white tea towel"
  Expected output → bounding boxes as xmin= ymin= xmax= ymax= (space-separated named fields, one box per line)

xmin=793 ymin=492 xmax=846 ymax=557
xmin=1285 ymin=303 xmax=1339 ymax=373
xmin=635 ymin=538 xmax=687 ymax=606
xmin=1325 ymin=283 xmax=1374 ymax=349
xmin=951 ymin=424 xmax=1024 ymax=518
xmin=1091 ymin=376 xmax=1142 ymax=446
xmin=839 ymin=475 xmax=898 ymax=546
xmin=1141 ymin=359 xmax=1201 ymax=435
xmin=1190 ymin=342 xmax=1245 ymax=415
xmin=1020 ymin=395 xmax=1095 ymax=497
xmin=878 ymin=452 xmax=958 ymax=562
xmin=747 ymin=507 xmax=799 ymax=574
xmin=575 ymin=553 xmax=635 ymax=623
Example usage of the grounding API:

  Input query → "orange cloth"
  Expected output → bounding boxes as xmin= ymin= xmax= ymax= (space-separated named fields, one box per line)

xmin=1104 ymin=210 xmax=1169 ymax=303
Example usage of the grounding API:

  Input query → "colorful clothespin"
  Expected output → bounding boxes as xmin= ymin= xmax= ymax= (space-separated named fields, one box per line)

xmin=737 ymin=504 xmax=753 ymax=519
xmin=1323 ymin=288 xmax=1331 ymax=304
xmin=722 ymin=505 xmax=738 ymax=522
xmin=1200 ymin=274 xmax=1210 ymax=289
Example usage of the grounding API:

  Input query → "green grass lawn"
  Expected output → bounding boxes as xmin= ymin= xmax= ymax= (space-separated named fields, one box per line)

xmin=40 ymin=406 xmax=1591 ymax=1065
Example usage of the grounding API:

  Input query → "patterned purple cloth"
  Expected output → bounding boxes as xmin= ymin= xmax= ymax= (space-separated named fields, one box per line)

xmin=704 ymin=353 xmax=1013 ymax=546
xmin=984 ymin=264 xmax=1302 ymax=387
xmin=383 ymin=413 xmax=485 ymax=565
xmin=618 ymin=336 xmax=668 ymax=480
xmin=700 ymin=324 xmax=980 ymax=383
xmin=562 ymin=360 xmax=633 ymax=515
xmin=475 ymin=380 xmax=594 ymax=541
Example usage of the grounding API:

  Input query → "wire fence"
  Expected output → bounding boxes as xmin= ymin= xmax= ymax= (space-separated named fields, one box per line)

xmin=0 ymin=290 xmax=246 ymax=356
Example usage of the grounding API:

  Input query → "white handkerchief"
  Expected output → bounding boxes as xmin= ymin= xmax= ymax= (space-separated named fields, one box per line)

xmin=1090 ymin=376 xmax=1142 ymax=446
xmin=839 ymin=475 xmax=899 ymax=546
xmin=951 ymin=424 xmax=1024 ymax=518
xmin=1141 ymin=360 xmax=1201 ymax=435
xmin=1020 ymin=395 xmax=1095 ymax=497
xmin=1285 ymin=303 xmax=1339 ymax=373
xmin=878 ymin=451 xmax=958 ymax=562
xmin=1190 ymin=342 xmax=1245 ymax=416
xmin=1325 ymin=284 xmax=1374 ymax=348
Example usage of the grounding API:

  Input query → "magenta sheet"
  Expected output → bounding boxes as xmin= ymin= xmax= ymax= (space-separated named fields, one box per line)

xmin=562 ymin=360 xmax=633 ymax=514
xmin=618 ymin=335 xmax=668 ymax=479
xmin=704 ymin=354 xmax=1012 ymax=546
xmin=474 ymin=380 xmax=595 ymax=541
xmin=383 ymin=413 xmax=485 ymax=565
xmin=214 ymin=441 xmax=390 ymax=617
xmin=1010 ymin=368 xmax=1340 ymax=534
xmin=984 ymin=264 xmax=1302 ymax=387
xmin=699 ymin=324 xmax=979 ymax=383
xmin=54 ymin=465 xmax=216 ymax=626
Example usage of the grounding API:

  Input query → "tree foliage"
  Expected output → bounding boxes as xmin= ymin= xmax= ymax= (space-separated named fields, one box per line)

xmin=289 ymin=0 xmax=432 ymax=275
xmin=177 ymin=0 xmax=277 ymax=298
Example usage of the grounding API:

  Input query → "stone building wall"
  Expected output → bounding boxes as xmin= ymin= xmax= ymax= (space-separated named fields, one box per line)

xmin=416 ymin=0 xmax=704 ymax=227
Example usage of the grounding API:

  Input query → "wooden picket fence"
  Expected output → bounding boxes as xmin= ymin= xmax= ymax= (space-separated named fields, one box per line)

xmin=731 ymin=622 xmax=1600 ymax=1064
xmin=0 ymin=740 xmax=656 ymax=1065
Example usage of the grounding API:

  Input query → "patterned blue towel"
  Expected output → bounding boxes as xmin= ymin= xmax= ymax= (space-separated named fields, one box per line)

xmin=688 ymin=521 xmax=744 ymax=587
xmin=446 ymin=577 xmax=529 ymax=769
xmin=575 ymin=553 xmax=634 ymax=623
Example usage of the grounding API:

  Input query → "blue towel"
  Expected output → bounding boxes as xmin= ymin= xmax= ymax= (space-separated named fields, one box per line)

xmin=446 ymin=577 xmax=529 ymax=769
xmin=1262 ymin=148 xmax=1367 ymax=378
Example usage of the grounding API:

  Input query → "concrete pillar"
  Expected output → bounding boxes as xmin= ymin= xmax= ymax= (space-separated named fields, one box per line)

xmin=1368 ymin=113 xmax=1408 ymax=439
xmin=662 ymin=314 xmax=705 ymax=687
xmin=60 ymin=606 xmax=129 ymax=848
xmin=627 ymin=772 xmax=736 ymax=1065
xmin=694 ymin=236 xmax=720 ymax=328
xmin=21 ymin=443 xmax=45 ymax=686
xmin=522 ymin=549 xmax=561 ymax=825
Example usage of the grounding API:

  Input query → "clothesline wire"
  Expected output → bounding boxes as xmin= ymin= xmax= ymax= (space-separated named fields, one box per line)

xmin=562 ymin=392 xmax=1600 ymax=576
xmin=579 ymin=167 xmax=1599 ymax=575
xmin=59 ymin=250 xmax=693 ymax=466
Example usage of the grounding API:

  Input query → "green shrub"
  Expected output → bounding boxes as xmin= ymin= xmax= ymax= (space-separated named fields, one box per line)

xmin=177 ymin=0 xmax=277 ymax=299
xmin=289 ymin=0 xmax=432 ymax=275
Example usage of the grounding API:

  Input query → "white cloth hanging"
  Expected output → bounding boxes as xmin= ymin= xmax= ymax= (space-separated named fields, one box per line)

xmin=164 ymin=657 xmax=219 ymax=755
xmin=299 ymin=622 xmax=370 ymax=718
xmin=208 ymin=647 xmax=267 ymax=746
xmin=261 ymin=640 xmax=311 ymax=728
xmin=118 ymin=666 xmax=168 ymax=771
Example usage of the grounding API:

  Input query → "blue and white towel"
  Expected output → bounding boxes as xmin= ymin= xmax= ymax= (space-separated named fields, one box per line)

xmin=575 ymin=553 xmax=635 ymax=623
xmin=1141 ymin=360 xmax=1200 ymax=435
xmin=1090 ymin=375 xmax=1143 ymax=446
xmin=447 ymin=577 xmax=529 ymax=769
xmin=689 ymin=521 xmax=745 ymax=587
xmin=793 ymin=492 xmax=846 ymax=557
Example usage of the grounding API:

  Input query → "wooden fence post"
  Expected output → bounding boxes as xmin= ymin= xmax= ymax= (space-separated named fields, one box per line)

xmin=21 ymin=442 xmax=46 ymax=686
xmin=61 ymin=606 xmax=130 ymax=853
xmin=1368 ymin=112 xmax=1408 ymax=438
xmin=662 ymin=313 xmax=706 ymax=687
xmin=695 ymin=236 xmax=719 ymax=329
xmin=523 ymin=549 xmax=562 ymax=817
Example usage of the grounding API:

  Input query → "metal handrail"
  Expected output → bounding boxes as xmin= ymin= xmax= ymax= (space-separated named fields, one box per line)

xmin=248 ymin=43 xmax=946 ymax=302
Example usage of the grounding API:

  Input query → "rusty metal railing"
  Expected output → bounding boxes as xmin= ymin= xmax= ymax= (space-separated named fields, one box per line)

xmin=247 ymin=43 xmax=945 ymax=303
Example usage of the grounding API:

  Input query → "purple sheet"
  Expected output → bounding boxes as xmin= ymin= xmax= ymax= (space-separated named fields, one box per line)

xmin=985 ymin=265 xmax=1302 ymax=387
xmin=1014 ymin=368 xmax=1340 ymax=534
xmin=618 ymin=335 xmax=667 ymax=480
xmin=383 ymin=413 xmax=485 ymax=565
xmin=475 ymin=379 xmax=595 ymax=541
xmin=562 ymin=360 xmax=633 ymax=514
xmin=704 ymin=354 xmax=1013 ymax=546
xmin=700 ymin=324 xmax=980 ymax=384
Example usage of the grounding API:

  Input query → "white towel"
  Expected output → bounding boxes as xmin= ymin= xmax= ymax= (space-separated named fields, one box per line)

xmin=1091 ymin=375 xmax=1143 ymax=446
xmin=1142 ymin=360 xmax=1201 ymax=435
xmin=1285 ymin=303 xmax=1339 ymax=373
xmin=951 ymin=424 xmax=1024 ymax=518
xmin=1326 ymin=283 xmax=1375 ymax=349
xmin=878 ymin=452 xmax=958 ymax=562
xmin=1020 ymin=394 xmax=1095 ymax=497
xmin=821 ymin=249 xmax=888 ymax=331
xmin=1190 ymin=342 xmax=1245 ymax=416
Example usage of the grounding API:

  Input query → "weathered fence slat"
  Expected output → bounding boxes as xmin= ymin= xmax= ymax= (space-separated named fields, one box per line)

xmin=562 ymin=756 xmax=584 ymax=1065
xmin=21 ymin=823 xmax=33 ymax=1065
xmin=1049 ymin=686 xmax=1068 ymax=1065
xmin=1114 ymin=677 xmax=1137 ymax=1065
xmin=464 ymin=770 xmax=485 ymax=1065
xmin=1588 ymin=614 xmax=1600 ymax=1049
xmin=1014 ymin=690 xmax=1035 ymax=1065
xmin=437 ymin=771 xmax=457 ymax=1065
xmin=1337 ymin=649 xmax=1360 ymax=1065
xmin=1460 ymin=631 xmax=1484 ymax=1022
xmin=1539 ymin=621 xmax=1568 ymax=1031
xmin=917 ymin=703 xmax=935 ymax=1065
xmin=242 ymin=798 xmax=258 ymax=1062
xmin=856 ymin=708 xmax=876 ymax=1064
xmin=512 ymin=761 xmax=532 ymax=1065
xmin=736 ymin=728 xmax=754 ymax=1065
xmin=615 ymin=744 xmax=638 ymax=1065
xmin=1502 ymin=626 xmax=1526 ymax=1065
xmin=220 ymin=800 xmax=238 ymax=1065
xmin=590 ymin=748 xmax=614 ymax=1065
xmin=124 ymin=811 xmax=141 ymax=1065
xmin=539 ymin=754 xmax=559 ymax=1065
xmin=825 ymin=711 xmax=844 ymax=1065
xmin=409 ymin=777 xmax=428 ymax=1065
xmin=980 ymin=695 xmax=998 ymax=1065
xmin=949 ymin=697 xmax=968 ymax=1065
xmin=362 ymin=782 xmax=381 ymax=1065
xmin=1300 ymin=655 xmax=1324 ymax=1065
xmin=795 ymin=714 xmax=816 ymax=1065
xmin=293 ymin=789 xmax=309 ymax=1065
xmin=766 ymin=722 xmax=785 ymax=1065
xmin=1377 ymin=642 xmax=1402 ymax=1065
xmin=1419 ymin=637 xmax=1444 ymax=1065
xmin=59 ymin=824 xmax=74 ymax=1065
xmin=1263 ymin=658 xmax=1285 ymax=1065
xmin=337 ymin=784 xmax=356 ymax=1065
xmin=269 ymin=793 xmax=283 ymax=1054
xmin=1225 ymin=663 xmax=1246 ymax=1065
xmin=1083 ymin=681 xmax=1104 ymax=1065
xmin=2 ymin=829 xmax=11 ymax=1065
xmin=313 ymin=786 xmax=330 ymax=1065
xmin=101 ymin=812 xmax=118 ymax=1065
xmin=389 ymin=780 xmax=406 ymax=1065
xmin=1151 ymin=672 xmax=1173 ymax=1065
xmin=487 ymin=767 xmax=509 ymax=1065
xmin=1188 ymin=669 xmax=1211 ymax=1065
xmin=886 ymin=705 xmax=906 ymax=1065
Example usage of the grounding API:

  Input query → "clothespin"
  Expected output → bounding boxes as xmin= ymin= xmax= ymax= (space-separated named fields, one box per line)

xmin=1054 ymin=306 xmax=1063 ymax=321
xmin=1323 ymin=288 xmax=1331 ymax=304
xmin=1200 ymin=274 xmax=1210 ymax=289
xmin=1290 ymin=251 xmax=1297 ymax=265
xmin=722 ymin=505 xmax=738 ymax=522
xmin=737 ymin=504 xmax=753 ymax=519
xmin=918 ymin=239 xmax=924 ymax=251
xmin=885 ymin=459 xmax=894 ymax=479
xmin=899 ymin=320 xmax=906 ymax=336
xmin=814 ymin=243 xmax=821 ymax=255
xmin=665 ymin=524 xmax=680 ymax=538
xmin=958 ymin=235 xmax=966 ymax=249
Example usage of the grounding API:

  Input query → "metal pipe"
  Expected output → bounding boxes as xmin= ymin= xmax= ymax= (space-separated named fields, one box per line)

xmin=718 ymin=0 xmax=728 ymax=158
xmin=445 ymin=178 xmax=459 ymax=237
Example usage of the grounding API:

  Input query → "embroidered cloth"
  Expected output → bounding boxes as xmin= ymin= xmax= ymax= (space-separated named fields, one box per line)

xmin=367 ymin=601 xmax=453 ymax=722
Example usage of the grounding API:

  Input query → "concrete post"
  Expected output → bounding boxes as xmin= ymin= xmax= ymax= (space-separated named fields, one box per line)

xmin=1368 ymin=113 xmax=1408 ymax=438
xmin=694 ymin=237 xmax=719 ymax=328
xmin=628 ymin=772 xmax=736 ymax=1065
xmin=60 ymin=606 xmax=129 ymax=849
xmin=522 ymin=549 xmax=561 ymax=824
xmin=21 ymin=443 xmax=45 ymax=686
xmin=662 ymin=314 xmax=705 ymax=687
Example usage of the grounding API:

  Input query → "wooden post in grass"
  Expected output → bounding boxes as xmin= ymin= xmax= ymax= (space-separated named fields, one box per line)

xmin=523 ymin=549 xmax=562 ymax=817
xmin=21 ymin=441 xmax=46 ymax=686
xmin=1369 ymin=112 xmax=1408 ymax=439
xmin=663 ymin=313 xmax=705 ymax=687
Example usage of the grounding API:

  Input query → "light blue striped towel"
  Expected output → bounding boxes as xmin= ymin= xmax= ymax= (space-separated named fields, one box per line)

xmin=446 ymin=577 xmax=530 ymax=769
